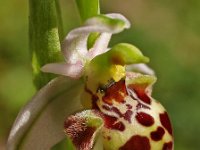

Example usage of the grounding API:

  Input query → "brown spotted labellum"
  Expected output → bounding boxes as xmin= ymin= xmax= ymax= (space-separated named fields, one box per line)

xmin=7 ymin=13 xmax=173 ymax=150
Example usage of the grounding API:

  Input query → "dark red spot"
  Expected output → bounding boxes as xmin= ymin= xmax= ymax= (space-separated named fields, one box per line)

xmin=126 ymin=104 xmax=132 ymax=109
xmin=102 ymin=105 xmax=133 ymax=123
xmin=150 ymin=126 xmax=165 ymax=141
xmin=128 ymin=84 xmax=151 ymax=104
xmin=124 ymin=110 xmax=133 ymax=123
xmin=136 ymin=103 xmax=150 ymax=110
xmin=112 ymin=107 xmax=123 ymax=117
xmin=162 ymin=141 xmax=173 ymax=150
xmin=120 ymin=135 xmax=150 ymax=150
xmin=103 ymin=80 xmax=127 ymax=105
xmin=106 ymin=136 xmax=111 ymax=141
xmin=102 ymin=105 xmax=123 ymax=117
xmin=136 ymin=112 xmax=154 ymax=127
xmin=160 ymin=112 xmax=173 ymax=135
xmin=64 ymin=116 xmax=96 ymax=150
xmin=102 ymin=105 xmax=110 ymax=111
xmin=103 ymin=114 xmax=125 ymax=131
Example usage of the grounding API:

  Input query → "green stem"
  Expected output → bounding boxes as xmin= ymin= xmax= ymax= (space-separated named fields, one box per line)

xmin=55 ymin=0 xmax=64 ymax=40
xmin=75 ymin=0 xmax=100 ymax=22
xmin=29 ymin=0 xmax=62 ymax=89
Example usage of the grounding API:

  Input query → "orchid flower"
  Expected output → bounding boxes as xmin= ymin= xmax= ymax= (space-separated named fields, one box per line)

xmin=7 ymin=13 xmax=173 ymax=150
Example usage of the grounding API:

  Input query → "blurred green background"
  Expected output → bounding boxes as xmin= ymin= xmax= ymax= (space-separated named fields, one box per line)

xmin=0 ymin=0 xmax=200 ymax=149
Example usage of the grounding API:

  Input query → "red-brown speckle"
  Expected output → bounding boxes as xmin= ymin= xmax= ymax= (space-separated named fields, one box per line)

xmin=102 ymin=105 xmax=110 ymax=111
xmin=103 ymin=80 xmax=127 ymax=105
xmin=102 ymin=105 xmax=133 ymax=123
xmin=119 ymin=135 xmax=150 ymax=150
xmin=136 ymin=103 xmax=150 ymax=110
xmin=104 ymin=114 xmax=125 ymax=131
xmin=160 ymin=112 xmax=173 ymax=135
xmin=150 ymin=126 xmax=165 ymax=141
xmin=102 ymin=105 xmax=123 ymax=117
xmin=124 ymin=110 xmax=133 ymax=123
xmin=162 ymin=141 xmax=173 ymax=150
xmin=64 ymin=116 xmax=96 ymax=150
xmin=126 ymin=104 xmax=132 ymax=109
xmin=112 ymin=107 xmax=123 ymax=117
xmin=136 ymin=112 xmax=154 ymax=127
xmin=75 ymin=127 xmax=95 ymax=150
xmin=128 ymin=84 xmax=151 ymax=104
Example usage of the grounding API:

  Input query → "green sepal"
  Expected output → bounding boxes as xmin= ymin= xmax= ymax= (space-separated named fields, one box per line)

xmin=89 ymin=43 xmax=149 ymax=70
xmin=108 ymin=43 xmax=149 ymax=65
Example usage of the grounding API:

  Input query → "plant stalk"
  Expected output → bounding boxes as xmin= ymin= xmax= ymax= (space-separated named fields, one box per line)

xmin=29 ymin=0 xmax=62 ymax=89
xmin=75 ymin=0 xmax=100 ymax=22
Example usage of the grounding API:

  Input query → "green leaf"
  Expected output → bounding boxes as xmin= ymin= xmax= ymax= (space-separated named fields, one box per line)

xmin=7 ymin=77 xmax=83 ymax=150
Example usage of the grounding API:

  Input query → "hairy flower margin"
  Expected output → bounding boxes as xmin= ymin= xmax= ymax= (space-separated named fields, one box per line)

xmin=7 ymin=13 xmax=173 ymax=150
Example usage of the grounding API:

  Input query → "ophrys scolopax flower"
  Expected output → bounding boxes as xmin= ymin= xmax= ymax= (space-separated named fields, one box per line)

xmin=7 ymin=13 xmax=173 ymax=150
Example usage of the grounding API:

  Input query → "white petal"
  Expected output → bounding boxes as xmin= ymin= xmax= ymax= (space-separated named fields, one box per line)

xmin=41 ymin=62 xmax=83 ymax=78
xmin=126 ymin=63 xmax=155 ymax=75
xmin=62 ymin=34 xmax=88 ymax=64
xmin=7 ymin=77 xmax=83 ymax=150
